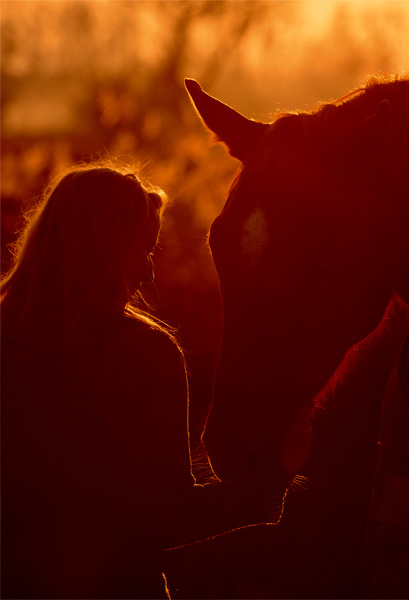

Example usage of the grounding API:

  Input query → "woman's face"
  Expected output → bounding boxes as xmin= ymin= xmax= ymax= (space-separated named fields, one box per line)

xmin=122 ymin=217 xmax=161 ymax=299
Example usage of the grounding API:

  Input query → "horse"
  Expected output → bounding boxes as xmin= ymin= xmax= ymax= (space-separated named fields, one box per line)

xmin=183 ymin=75 xmax=409 ymax=598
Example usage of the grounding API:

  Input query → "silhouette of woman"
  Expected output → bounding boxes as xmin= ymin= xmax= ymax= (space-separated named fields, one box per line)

xmin=1 ymin=162 xmax=311 ymax=599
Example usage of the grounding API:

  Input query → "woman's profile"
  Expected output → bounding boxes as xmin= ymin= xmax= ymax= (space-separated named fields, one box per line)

xmin=1 ymin=162 xmax=311 ymax=599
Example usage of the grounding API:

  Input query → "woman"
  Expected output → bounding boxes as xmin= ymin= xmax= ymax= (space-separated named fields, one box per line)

xmin=1 ymin=162 xmax=310 ymax=599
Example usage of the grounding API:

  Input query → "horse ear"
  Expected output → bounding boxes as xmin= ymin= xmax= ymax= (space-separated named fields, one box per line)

xmin=185 ymin=78 xmax=269 ymax=162
xmin=342 ymin=99 xmax=391 ymax=161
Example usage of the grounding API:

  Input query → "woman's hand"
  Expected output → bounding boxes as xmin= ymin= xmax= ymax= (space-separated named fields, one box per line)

xmin=279 ymin=404 xmax=313 ymax=482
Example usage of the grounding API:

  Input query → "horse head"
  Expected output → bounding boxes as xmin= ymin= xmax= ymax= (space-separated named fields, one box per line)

xmin=186 ymin=76 xmax=409 ymax=480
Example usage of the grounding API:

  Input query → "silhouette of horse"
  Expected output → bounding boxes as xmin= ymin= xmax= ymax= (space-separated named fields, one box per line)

xmin=184 ymin=75 xmax=409 ymax=598
xmin=186 ymin=75 xmax=409 ymax=477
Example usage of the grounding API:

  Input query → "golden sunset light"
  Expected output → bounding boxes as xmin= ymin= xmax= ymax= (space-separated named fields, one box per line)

xmin=2 ymin=3 xmax=409 ymax=599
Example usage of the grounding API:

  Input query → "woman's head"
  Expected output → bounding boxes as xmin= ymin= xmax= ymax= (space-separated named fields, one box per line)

xmin=1 ymin=161 xmax=167 ymax=344
xmin=46 ymin=164 xmax=165 ymax=305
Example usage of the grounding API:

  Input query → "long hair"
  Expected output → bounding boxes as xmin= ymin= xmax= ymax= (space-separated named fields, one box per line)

xmin=1 ymin=161 xmax=169 ymax=358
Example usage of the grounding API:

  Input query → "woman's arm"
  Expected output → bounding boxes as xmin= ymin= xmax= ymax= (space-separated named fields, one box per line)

xmin=103 ymin=322 xmax=290 ymax=550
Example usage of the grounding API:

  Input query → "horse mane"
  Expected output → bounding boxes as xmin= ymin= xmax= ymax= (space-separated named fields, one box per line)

xmin=272 ymin=73 xmax=409 ymax=122
xmin=223 ymin=74 xmax=409 ymax=203
xmin=265 ymin=74 xmax=409 ymax=167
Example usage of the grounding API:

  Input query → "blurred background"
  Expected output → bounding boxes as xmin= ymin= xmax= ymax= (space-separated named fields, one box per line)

xmin=2 ymin=0 xmax=409 ymax=445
